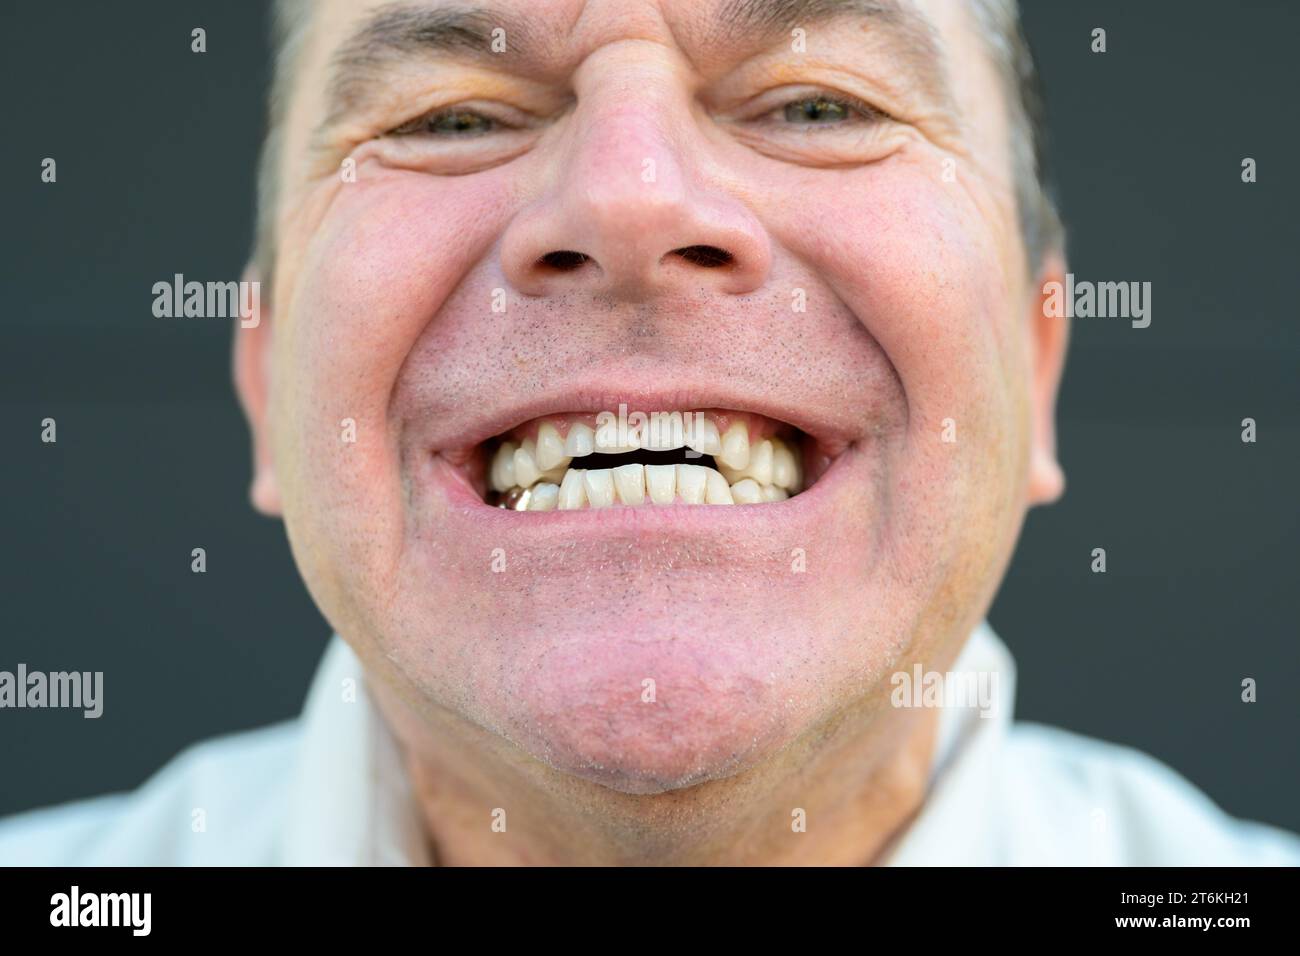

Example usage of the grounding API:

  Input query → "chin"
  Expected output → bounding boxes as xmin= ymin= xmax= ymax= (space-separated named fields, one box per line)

xmin=489 ymin=615 xmax=830 ymax=795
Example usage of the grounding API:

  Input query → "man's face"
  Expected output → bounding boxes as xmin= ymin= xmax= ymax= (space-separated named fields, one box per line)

xmin=237 ymin=0 xmax=1066 ymax=794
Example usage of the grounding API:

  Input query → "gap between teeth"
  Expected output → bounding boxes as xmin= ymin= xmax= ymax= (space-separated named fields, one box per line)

xmin=501 ymin=464 xmax=791 ymax=510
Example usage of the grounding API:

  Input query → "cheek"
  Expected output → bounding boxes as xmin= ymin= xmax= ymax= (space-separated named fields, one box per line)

xmin=271 ymin=169 xmax=515 ymax=617
xmin=287 ymin=167 xmax=514 ymax=398
xmin=775 ymin=160 xmax=1011 ymax=420
xmin=765 ymin=159 xmax=1025 ymax=573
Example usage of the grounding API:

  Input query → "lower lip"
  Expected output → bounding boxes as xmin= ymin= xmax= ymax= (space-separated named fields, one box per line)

xmin=426 ymin=443 xmax=860 ymax=538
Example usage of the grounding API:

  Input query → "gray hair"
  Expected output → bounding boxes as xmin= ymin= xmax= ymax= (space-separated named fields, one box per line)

xmin=252 ymin=0 xmax=313 ymax=288
xmin=967 ymin=0 xmax=1065 ymax=271
xmin=252 ymin=0 xmax=1063 ymax=285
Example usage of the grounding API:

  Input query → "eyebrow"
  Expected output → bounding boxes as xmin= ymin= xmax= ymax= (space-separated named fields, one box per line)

xmin=323 ymin=0 xmax=954 ymax=129
xmin=706 ymin=0 xmax=954 ymax=111
xmin=325 ymin=3 xmax=543 ymax=125
xmin=711 ymin=0 xmax=919 ymax=41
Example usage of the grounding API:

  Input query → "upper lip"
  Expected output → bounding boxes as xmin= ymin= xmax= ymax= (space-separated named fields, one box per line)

xmin=426 ymin=374 xmax=856 ymax=456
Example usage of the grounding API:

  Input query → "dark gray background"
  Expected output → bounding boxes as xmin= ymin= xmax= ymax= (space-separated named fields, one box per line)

xmin=2 ymin=1 xmax=1296 ymax=832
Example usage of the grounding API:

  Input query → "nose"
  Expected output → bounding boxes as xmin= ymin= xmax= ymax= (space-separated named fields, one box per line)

xmin=501 ymin=105 xmax=771 ymax=300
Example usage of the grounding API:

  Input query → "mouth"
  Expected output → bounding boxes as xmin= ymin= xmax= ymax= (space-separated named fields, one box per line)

xmin=465 ymin=408 xmax=833 ymax=511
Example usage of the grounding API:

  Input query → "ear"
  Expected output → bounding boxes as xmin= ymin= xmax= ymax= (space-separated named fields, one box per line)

xmin=1025 ymin=250 xmax=1069 ymax=506
xmin=232 ymin=264 xmax=282 ymax=515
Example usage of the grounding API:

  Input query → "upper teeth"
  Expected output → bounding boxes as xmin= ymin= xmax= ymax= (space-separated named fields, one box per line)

xmin=535 ymin=422 xmax=568 ymax=470
xmin=488 ymin=418 xmax=803 ymax=510
xmin=717 ymin=421 xmax=749 ymax=469
xmin=562 ymin=422 xmax=594 ymax=458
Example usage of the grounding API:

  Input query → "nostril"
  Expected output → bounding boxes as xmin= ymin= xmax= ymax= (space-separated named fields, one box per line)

xmin=671 ymin=245 xmax=734 ymax=268
xmin=538 ymin=250 xmax=590 ymax=271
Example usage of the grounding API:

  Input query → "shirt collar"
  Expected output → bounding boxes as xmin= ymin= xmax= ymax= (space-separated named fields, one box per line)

xmin=278 ymin=637 xmax=430 ymax=866
xmin=279 ymin=622 xmax=1016 ymax=866
xmin=879 ymin=619 xmax=1017 ymax=865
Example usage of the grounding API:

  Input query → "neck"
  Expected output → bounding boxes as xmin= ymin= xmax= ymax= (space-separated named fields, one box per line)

xmin=375 ymin=686 xmax=941 ymax=866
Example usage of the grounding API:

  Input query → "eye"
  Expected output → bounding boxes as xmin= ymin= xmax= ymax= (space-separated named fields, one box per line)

xmin=723 ymin=88 xmax=903 ymax=166
xmin=389 ymin=107 xmax=504 ymax=137
xmin=371 ymin=101 xmax=544 ymax=175
xmin=774 ymin=93 xmax=888 ymax=127
xmin=783 ymin=97 xmax=851 ymax=124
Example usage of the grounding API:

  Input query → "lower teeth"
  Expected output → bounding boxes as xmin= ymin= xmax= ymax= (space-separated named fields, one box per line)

xmin=491 ymin=462 xmax=796 ymax=510
xmin=500 ymin=487 xmax=534 ymax=510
